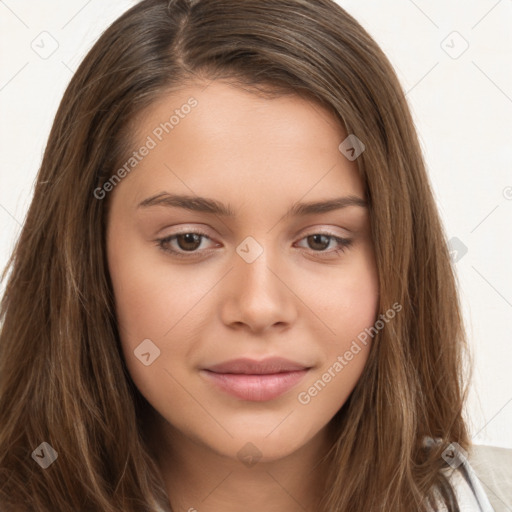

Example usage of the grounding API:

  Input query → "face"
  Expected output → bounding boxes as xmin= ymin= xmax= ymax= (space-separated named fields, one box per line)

xmin=106 ymin=80 xmax=379 ymax=463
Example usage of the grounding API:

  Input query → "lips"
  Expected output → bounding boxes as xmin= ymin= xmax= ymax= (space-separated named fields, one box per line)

xmin=200 ymin=357 xmax=312 ymax=401
xmin=204 ymin=357 xmax=310 ymax=375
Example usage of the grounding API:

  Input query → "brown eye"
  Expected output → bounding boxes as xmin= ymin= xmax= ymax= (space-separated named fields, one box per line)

xmin=306 ymin=234 xmax=331 ymax=251
xmin=156 ymin=230 xmax=216 ymax=258
xmin=295 ymin=232 xmax=353 ymax=258
xmin=175 ymin=233 xmax=203 ymax=251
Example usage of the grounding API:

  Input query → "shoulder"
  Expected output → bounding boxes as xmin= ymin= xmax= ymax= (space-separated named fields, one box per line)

xmin=441 ymin=459 xmax=495 ymax=511
xmin=422 ymin=437 xmax=495 ymax=512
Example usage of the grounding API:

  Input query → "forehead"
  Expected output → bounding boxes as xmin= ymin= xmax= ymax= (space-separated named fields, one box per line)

xmin=110 ymin=79 xmax=364 ymax=211
xmin=134 ymin=79 xmax=346 ymax=152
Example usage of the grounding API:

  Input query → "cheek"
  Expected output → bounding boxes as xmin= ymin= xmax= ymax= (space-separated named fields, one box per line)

xmin=107 ymin=230 xmax=212 ymax=343
xmin=308 ymin=244 xmax=380 ymax=343
xmin=335 ymin=247 xmax=379 ymax=356
xmin=297 ymin=244 xmax=379 ymax=410
xmin=107 ymin=246 xmax=189 ymax=405
xmin=107 ymin=235 xmax=218 ymax=397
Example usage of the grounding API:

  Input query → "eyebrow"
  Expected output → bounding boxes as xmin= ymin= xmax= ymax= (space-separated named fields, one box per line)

xmin=137 ymin=192 xmax=368 ymax=218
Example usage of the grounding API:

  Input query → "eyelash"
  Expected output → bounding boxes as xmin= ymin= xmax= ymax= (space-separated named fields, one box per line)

xmin=155 ymin=229 xmax=353 ymax=260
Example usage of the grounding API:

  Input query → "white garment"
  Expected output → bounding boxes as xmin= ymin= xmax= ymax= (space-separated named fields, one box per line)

xmin=424 ymin=436 xmax=496 ymax=511
xmin=442 ymin=460 xmax=496 ymax=511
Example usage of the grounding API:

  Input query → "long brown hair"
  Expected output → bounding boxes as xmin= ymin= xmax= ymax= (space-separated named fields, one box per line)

xmin=0 ymin=0 xmax=473 ymax=510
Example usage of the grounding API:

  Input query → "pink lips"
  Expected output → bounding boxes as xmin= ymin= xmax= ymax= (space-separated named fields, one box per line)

xmin=200 ymin=357 xmax=311 ymax=402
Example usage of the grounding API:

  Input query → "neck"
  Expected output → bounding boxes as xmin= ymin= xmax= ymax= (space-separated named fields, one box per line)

xmin=146 ymin=409 xmax=336 ymax=512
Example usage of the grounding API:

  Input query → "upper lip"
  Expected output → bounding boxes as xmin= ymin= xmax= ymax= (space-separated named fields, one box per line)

xmin=204 ymin=357 xmax=311 ymax=375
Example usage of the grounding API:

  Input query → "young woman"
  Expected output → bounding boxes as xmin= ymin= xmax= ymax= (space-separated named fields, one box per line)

xmin=0 ymin=0 xmax=496 ymax=510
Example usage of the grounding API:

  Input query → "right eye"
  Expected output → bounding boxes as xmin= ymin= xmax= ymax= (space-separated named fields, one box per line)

xmin=155 ymin=230 xmax=219 ymax=258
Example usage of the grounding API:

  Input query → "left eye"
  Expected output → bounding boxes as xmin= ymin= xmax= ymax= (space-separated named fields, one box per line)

xmin=295 ymin=233 xmax=351 ymax=254
xmin=155 ymin=231 xmax=352 ymax=259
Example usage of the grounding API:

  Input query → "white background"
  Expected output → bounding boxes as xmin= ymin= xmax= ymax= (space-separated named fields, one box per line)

xmin=0 ymin=1 xmax=511 ymax=449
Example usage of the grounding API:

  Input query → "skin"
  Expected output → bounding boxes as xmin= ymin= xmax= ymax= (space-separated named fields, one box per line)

xmin=106 ymin=80 xmax=379 ymax=512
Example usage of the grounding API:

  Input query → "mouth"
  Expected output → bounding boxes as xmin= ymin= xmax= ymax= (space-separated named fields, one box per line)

xmin=200 ymin=369 xmax=310 ymax=401
xmin=200 ymin=357 xmax=312 ymax=401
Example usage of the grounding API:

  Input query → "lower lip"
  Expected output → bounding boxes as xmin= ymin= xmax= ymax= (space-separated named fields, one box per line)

xmin=200 ymin=369 xmax=310 ymax=401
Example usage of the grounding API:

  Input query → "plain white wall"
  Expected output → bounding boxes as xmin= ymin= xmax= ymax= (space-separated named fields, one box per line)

xmin=0 ymin=1 xmax=511 ymax=450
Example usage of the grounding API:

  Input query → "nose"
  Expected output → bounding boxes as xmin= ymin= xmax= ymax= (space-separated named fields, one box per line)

xmin=219 ymin=241 xmax=298 ymax=334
